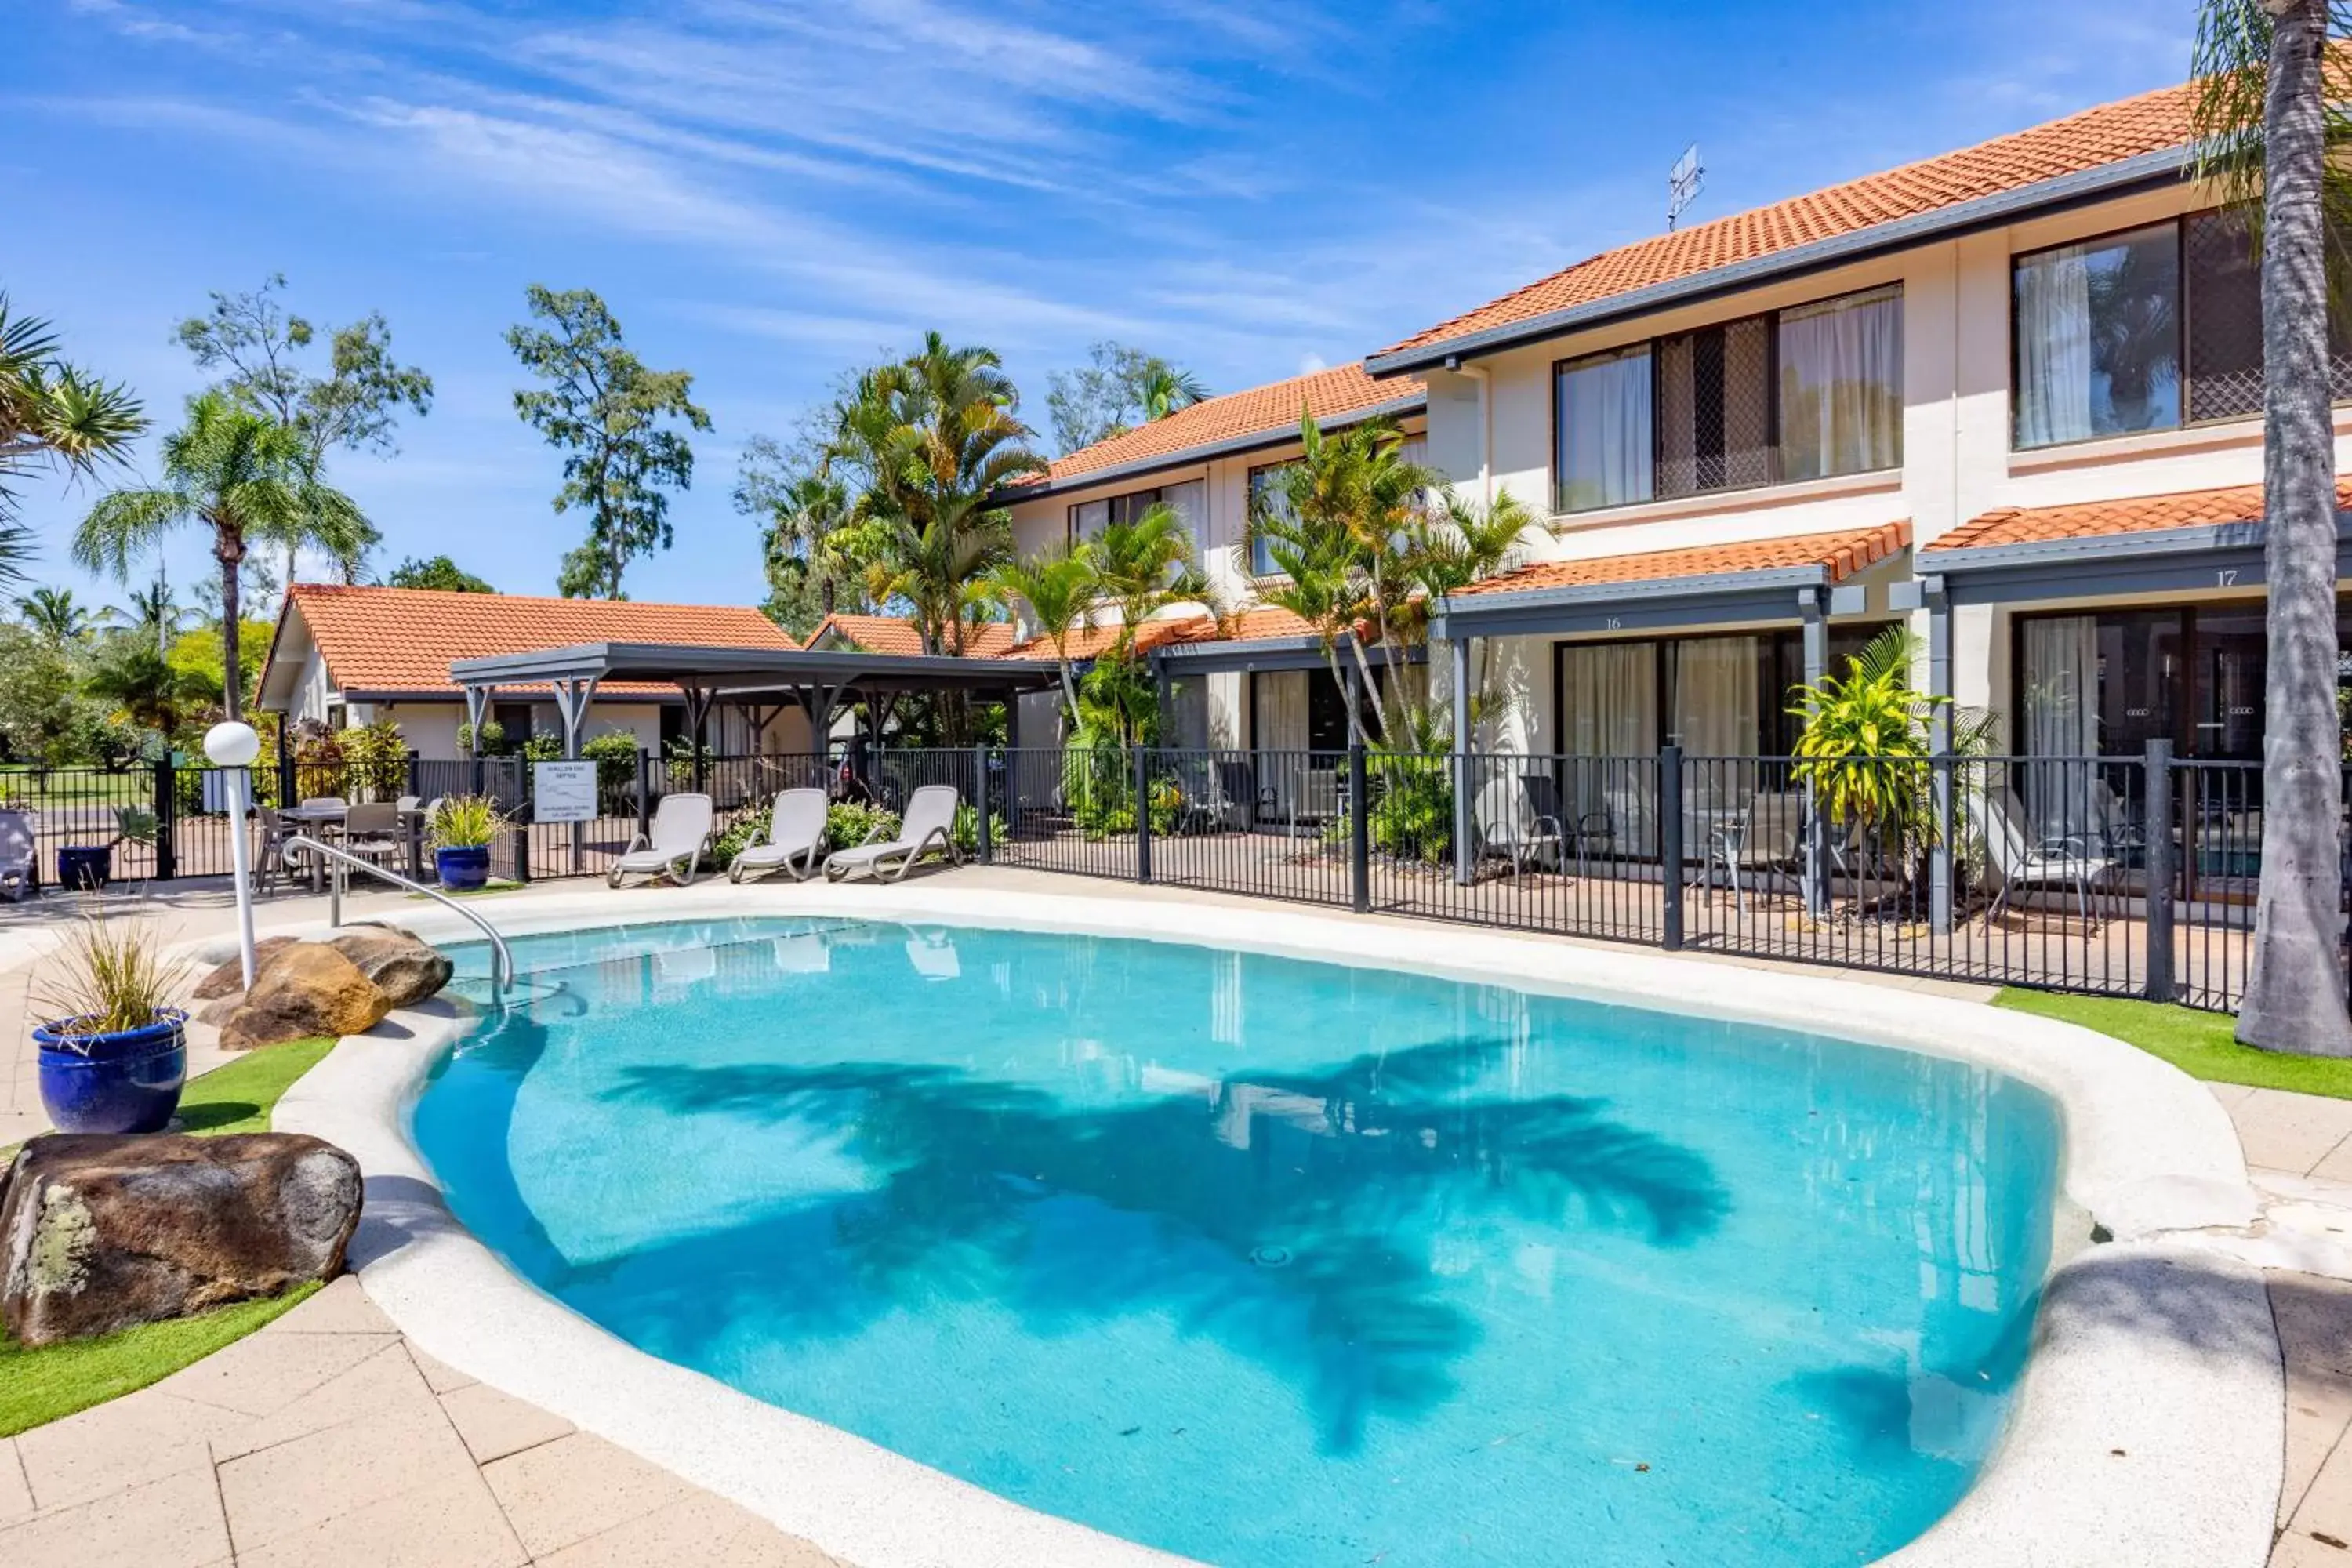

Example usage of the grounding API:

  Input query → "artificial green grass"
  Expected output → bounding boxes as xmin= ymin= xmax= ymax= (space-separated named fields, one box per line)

xmin=0 ymin=1035 xmax=342 ymax=1435
xmin=1994 ymin=989 xmax=2352 ymax=1101
xmin=0 ymin=1282 xmax=321 ymax=1437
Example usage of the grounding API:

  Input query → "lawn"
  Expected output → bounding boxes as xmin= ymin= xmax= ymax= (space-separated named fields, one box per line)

xmin=0 ymin=1034 xmax=340 ymax=1436
xmin=1994 ymin=989 xmax=2352 ymax=1101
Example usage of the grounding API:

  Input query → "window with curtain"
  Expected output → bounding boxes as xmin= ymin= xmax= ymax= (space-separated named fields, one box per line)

xmin=1253 ymin=670 xmax=1309 ymax=751
xmin=1556 ymin=345 xmax=1655 ymax=513
xmin=1668 ymin=637 xmax=1762 ymax=755
xmin=2013 ymin=223 xmax=2180 ymax=448
xmin=1067 ymin=486 xmax=1163 ymax=546
xmin=1779 ymin=285 xmax=1904 ymax=480
xmin=1247 ymin=462 xmax=1294 ymax=576
xmin=2020 ymin=616 xmax=2100 ymax=758
xmin=1559 ymin=642 xmax=1660 ymax=854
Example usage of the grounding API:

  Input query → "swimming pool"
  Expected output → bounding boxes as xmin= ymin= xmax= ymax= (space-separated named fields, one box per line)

xmin=413 ymin=916 xmax=2061 ymax=1568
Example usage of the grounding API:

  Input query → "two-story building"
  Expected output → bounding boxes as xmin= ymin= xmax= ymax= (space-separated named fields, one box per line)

xmin=1359 ymin=80 xmax=2340 ymax=799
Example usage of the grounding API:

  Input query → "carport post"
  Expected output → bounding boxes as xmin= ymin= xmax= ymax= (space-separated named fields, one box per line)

xmin=1800 ymin=589 xmax=1829 ymax=919
xmin=1450 ymin=633 xmax=1473 ymax=887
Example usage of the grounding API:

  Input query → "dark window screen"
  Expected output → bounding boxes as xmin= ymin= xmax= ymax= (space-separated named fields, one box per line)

xmin=1657 ymin=315 xmax=1773 ymax=498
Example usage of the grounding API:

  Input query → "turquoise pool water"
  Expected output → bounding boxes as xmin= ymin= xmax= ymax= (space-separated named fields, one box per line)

xmin=416 ymin=918 xmax=2062 ymax=1568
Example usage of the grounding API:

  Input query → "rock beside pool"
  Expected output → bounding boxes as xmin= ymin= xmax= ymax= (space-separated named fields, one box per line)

xmin=191 ymin=936 xmax=299 ymax=1000
xmin=325 ymin=927 xmax=452 ymax=1010
xmin=212 ymin=943 xmax=392 ymax=1050
xmin=0 ymin=1132 xmax=362 ymax=1346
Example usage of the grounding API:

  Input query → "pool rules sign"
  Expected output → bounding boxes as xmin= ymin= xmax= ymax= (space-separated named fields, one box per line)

xmin=534 ymin=760 xmax=598 ymax=824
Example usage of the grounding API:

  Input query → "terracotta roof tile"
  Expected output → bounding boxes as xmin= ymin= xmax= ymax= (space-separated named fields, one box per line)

xmin=1381 ymin=82 xmax=2195 ymax=359
xmin=1928 ymin=480 xmax=2352 ymax=551
xmin=1004 ymin=605 xmax=1323 ymax=661
xmin=808 ymin=613 xmax=1019 ymax=658
xmin=1454 ymin=521 xmax=1912 ymax=598
xmin=276 ymin=584 xmax=795 ymax=699
xmin=1029 ymin=364 xmax=1425 ymax=487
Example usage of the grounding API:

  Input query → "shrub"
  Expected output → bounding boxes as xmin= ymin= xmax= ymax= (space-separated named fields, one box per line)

xmin=826 ymin=800 xmax=898 ymax=851
xmin=951 ymin=802 xmax=1010 ymax=855
xmin=580 ymin=731 xmax=641 ymax=802
xmin=456 ymin=720 xmax=506 ymax=757
xmin=427 ymin=794 xmax=507 ymax=850
xmin=340 ymin=719 xmax=409 ymax=802
xmin=1368 ymin=752 xmax=1452 ymax=865
xmin=517 ymin=731 xmax=564 ymax=764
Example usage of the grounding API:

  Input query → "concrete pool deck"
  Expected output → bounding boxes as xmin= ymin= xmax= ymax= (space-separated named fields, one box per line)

xmin=0 ymin=869 xmax=2344 ymax=1565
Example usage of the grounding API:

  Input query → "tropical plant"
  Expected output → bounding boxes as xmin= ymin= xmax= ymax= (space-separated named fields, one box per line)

xmin=1044 ymin=342 xmax=1209 ymax=453
xmin=507 ymin=285 xmax=710 ymax=600
xmin=0 ymin=296 xmax=146 ymax=584
xmin=518 ymin=731 xmax=564 ymax=763
xmin=31 ymin=910 xmax=192 ymax=1044
xmin=16 ymin=586 xmax=92 ymax=644
xmin=387 ymin=554 xmax=494 ymax=593
xmin=456 ymin=719 xmax=506 ymax=757
xmin=73 ymin=392 xmax=369 ymax=720
xmin=114 ymin=578 xmax=186 ymax=657
xmin=985 ymin=545 xmax=1095 ymax=725
xmin=176 ymin=275 xmax=430 ymax=584
xmin=339 ymin=718 xmax=409 ymax=800
xmin=427 ymin=794 xmax=507 ymax=850
xmin=825 ymin=799 xmax=899 ymax=852
xmin=580 ymin=728 xmax=643 ymax=800
xmin=2194 ymin=0 xmax=2352 ymax=1054
xmin=735 ymin=439 xmax=859 ymax=637
xmin=82 ymin=641 xmax=220 ymax=738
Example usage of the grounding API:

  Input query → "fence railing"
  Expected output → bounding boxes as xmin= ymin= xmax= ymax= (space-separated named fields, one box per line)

xmin=9 ymin=741 xmax=2310 ymax=1015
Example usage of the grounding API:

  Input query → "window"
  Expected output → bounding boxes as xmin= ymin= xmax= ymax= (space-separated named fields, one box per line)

xmin=1552 ymin=285 xmax=1902 ymax=514
xmin=2013 ymin=223 xmax=2181 ymax=447
xmin=1067 ymin=486 xmax=1161 ymax=547
xmin=1247 ymin=463 xmax=1294 ymax=575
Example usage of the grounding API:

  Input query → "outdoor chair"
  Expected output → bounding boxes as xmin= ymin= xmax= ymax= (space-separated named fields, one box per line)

xmin=1980 ymin=787 xmax=2117 ymax=924
xmin=1214 ymin=759 xmax=1258 ymax=831
xmin=609 ymin=793 xmax=715 ymax=888
xmin=1475 ymin=772 xmax=1564 ymax=877
xmin=825 ymin=783 xmax=963 ymax=883
xmin=256 ymin=805 xmax=296 ymax=891
xmin=730 ymin=787 xmax=828 ymax=884
xmin=1172 ymin=754 xmax=1239 ymax=833
xmin=299 ymin=796 xmax=347 ymax=813
xmin=1732 ymin=792 xmax=1809 ymax=913
xmin=0 ymin=808 xmax=34 ymax=902
xmin=340 ymin=802 xmax=403 ymax=868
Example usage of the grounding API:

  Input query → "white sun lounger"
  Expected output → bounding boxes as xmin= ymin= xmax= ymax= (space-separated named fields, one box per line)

xmin=0 ymin=808 xmax=34 ymax=902
xmin=731 ymin=787 xmax=829 ymax=884
xmin=824 ymin=784 xmax=962 ymax=884
xmin=608 ymin=793 xmax=715 ymax=888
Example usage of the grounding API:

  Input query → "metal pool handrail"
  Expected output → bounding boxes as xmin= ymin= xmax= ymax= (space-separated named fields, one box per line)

xmin=284 ymin=833 xmax=514 ymax=1001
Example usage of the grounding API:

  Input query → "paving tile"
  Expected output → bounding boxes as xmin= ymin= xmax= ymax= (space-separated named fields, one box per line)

xmin=536 ymin=1490 xmax=840 ymax=1567
xmin=0 ymin=1438 xmax=31 ymax=1524
xmin=234 ymin=1462 xmax=528 ymax=1568
xmin=13 ymin=1389 xmax=250 ymax=1512
xmin=2276 ymin=1276 xmax=2352 ymax=1524
xmin=266 ymin=1275 xmax=399 ymax=1336
xmin=482 ymin=1431 xmax=695 ymax=1558
xmin=2292 ymin=1421 xmax=2352 ymax=1547
xmin=439 ymin=1380 xmax=575 ymax=1465
xmin=405 ymin=1345 xmax=478 ymax=1396
xmin=217 ymin=1367 xmax=475 ymax=1554
xmin=2208 ymin=1081 xmax=2261 ymax=1109
xmin=0 ymin=1464 xmax=231 ymax=1568
xmin=2311 ymin=1142 xmax=2352 ymax=1189
xmin=210 ymin=1339 xmax=424 ymax=1462
xmin=160 ymin=1322 xmax=391 ymax=1418
xmin=2273 ymin=1527 xmax=2352 ymax=1566
xmin=2234 ymin=1090 xmax=2352 ymax=1177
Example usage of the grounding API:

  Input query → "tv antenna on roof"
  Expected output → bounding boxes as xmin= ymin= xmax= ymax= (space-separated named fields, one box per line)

xmin=1668 ymin=143 xmax=1705 ymax=230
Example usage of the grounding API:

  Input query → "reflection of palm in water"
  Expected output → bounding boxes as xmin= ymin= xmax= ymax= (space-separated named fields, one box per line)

xmin=532 ymin=1035 xmax=1735 ymax=1452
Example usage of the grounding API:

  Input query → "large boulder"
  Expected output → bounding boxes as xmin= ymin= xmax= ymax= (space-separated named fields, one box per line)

xmin=1 ymin=1133 xmax=362 ymax=1346
xmin=324 ymin=927 xmax=452 ymax=1009
xmin=191 ymin=936 xmax=299 ymax=1001
xmin=214 ymin=943 xmax=391 ymax=1051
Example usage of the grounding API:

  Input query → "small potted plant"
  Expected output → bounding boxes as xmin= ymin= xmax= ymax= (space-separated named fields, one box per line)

xmin=429 ymin=794 xmax=506 ymax=891
xmin=31 ymin=911 xmax=193 ymax=1134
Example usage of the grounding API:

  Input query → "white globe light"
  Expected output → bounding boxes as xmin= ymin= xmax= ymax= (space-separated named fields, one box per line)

xmin=203 ymin=720 xmax=262 ymax=768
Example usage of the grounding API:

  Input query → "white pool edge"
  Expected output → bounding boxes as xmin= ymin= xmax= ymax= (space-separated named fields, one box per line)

xmin=268 ymin=882 xmax=2285 ymax=1568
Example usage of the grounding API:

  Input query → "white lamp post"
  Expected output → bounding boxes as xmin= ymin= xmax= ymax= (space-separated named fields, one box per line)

xmin=203 ymin=720 xmax=263 ymax=990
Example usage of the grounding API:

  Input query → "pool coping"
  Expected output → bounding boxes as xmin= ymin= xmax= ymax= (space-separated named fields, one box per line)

xmin=266 ymin=881 xmax=2285 ymax=1568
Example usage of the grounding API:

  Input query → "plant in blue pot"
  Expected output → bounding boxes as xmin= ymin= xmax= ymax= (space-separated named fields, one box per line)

xmin=31 ymin=911 xmax=194 ymax=1134
xmin=429 ymin=794 xmax=506 ymax=891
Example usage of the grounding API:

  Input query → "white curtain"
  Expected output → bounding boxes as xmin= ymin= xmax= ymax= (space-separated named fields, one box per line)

xmin=1560 ymin=643 xmax=1658 ymax=852
xmin=1671 ymin=637 xmax=1759 ymax=755
xmin=1161 ymin=479 xmax=1208 ymax=550
xmin=2022 ymin=617 xmax=2099 ymax=757
xmin=2014 ymin=245 xmax=2094 ymax=448
xmin=1779 ymin=285 xmax=1904 ymax=480
xmin=1069 ymin=497 xmax=1110 ymax=546
xmin=1557 ymin=347 xmax=1653 ymax=511
xmin=1254 ymin=671 xmax=1311 ymax=819
xmin=1168 ymin=677 xmax=1209 ymax=750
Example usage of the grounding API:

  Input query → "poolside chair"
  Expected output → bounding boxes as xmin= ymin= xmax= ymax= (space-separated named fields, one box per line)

xmin=730 ymin=787 xmax=829 ymax=884
xmin=608 ymin=792 xmax=715 ymax=888
xmin=0 ymin=808 xmax=34 ymax=902
xmin=1731 ymin=792 xmax=1809 ymax=913
xmin=824 ymin=783 xmax=962 ymax=884
xmin=340 ymin=802 xmax=403 ymax=868
xmin=1979 ymin=787 xmax=2117 ymax=924
xmin=1475 ymin=772 xmax=1563 ymax=877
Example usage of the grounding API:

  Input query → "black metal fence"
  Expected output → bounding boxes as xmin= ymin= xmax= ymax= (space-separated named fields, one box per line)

xmin=6 ymin=740 xmax=2304 ymax=1015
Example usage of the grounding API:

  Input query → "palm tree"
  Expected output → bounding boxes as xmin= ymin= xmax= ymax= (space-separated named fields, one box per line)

xmin=1138 ymin=361 xmax=1209 ymax=423
xmin=986 ymin=546 xmax=1096 ymax=727
xmin=0 ymin=296 xmax=145 ymax=586
xmin=83 ymin=641 xmax=220 ymax=737
xmin=112 ymin=578 xmax=186 ymax=659
xmin=16 ymin=586 xmax=92 ymax=644
xmin=1085 ymin=501 xmax=1205 ymax=648
xmin=73 ymin=392 xmax=368 ymax=720
xmin=760 ymin=471 xmax=855 ymax=622
xmin=2194 ymin=0 xmax=2352 ymax=1054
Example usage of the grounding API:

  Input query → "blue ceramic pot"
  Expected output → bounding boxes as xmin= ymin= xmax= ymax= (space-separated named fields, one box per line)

xmin=56 ymin=844 xmax=111 ymax=891
xmin=436 ymin=844 xmax=492 ymax=891
xmin=33 ymin=1010 xmax=188 ymax=1134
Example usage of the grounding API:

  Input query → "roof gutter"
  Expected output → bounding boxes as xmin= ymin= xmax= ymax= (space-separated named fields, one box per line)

xmin=994 ymin=391 xmax=1429 ymax=505
xmin=1366 ymin=146 xmax=2193 ymax=376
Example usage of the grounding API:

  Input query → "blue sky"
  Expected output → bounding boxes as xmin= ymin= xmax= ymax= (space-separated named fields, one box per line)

xmin=9 ymin=0 xmax=2191 ymax=615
